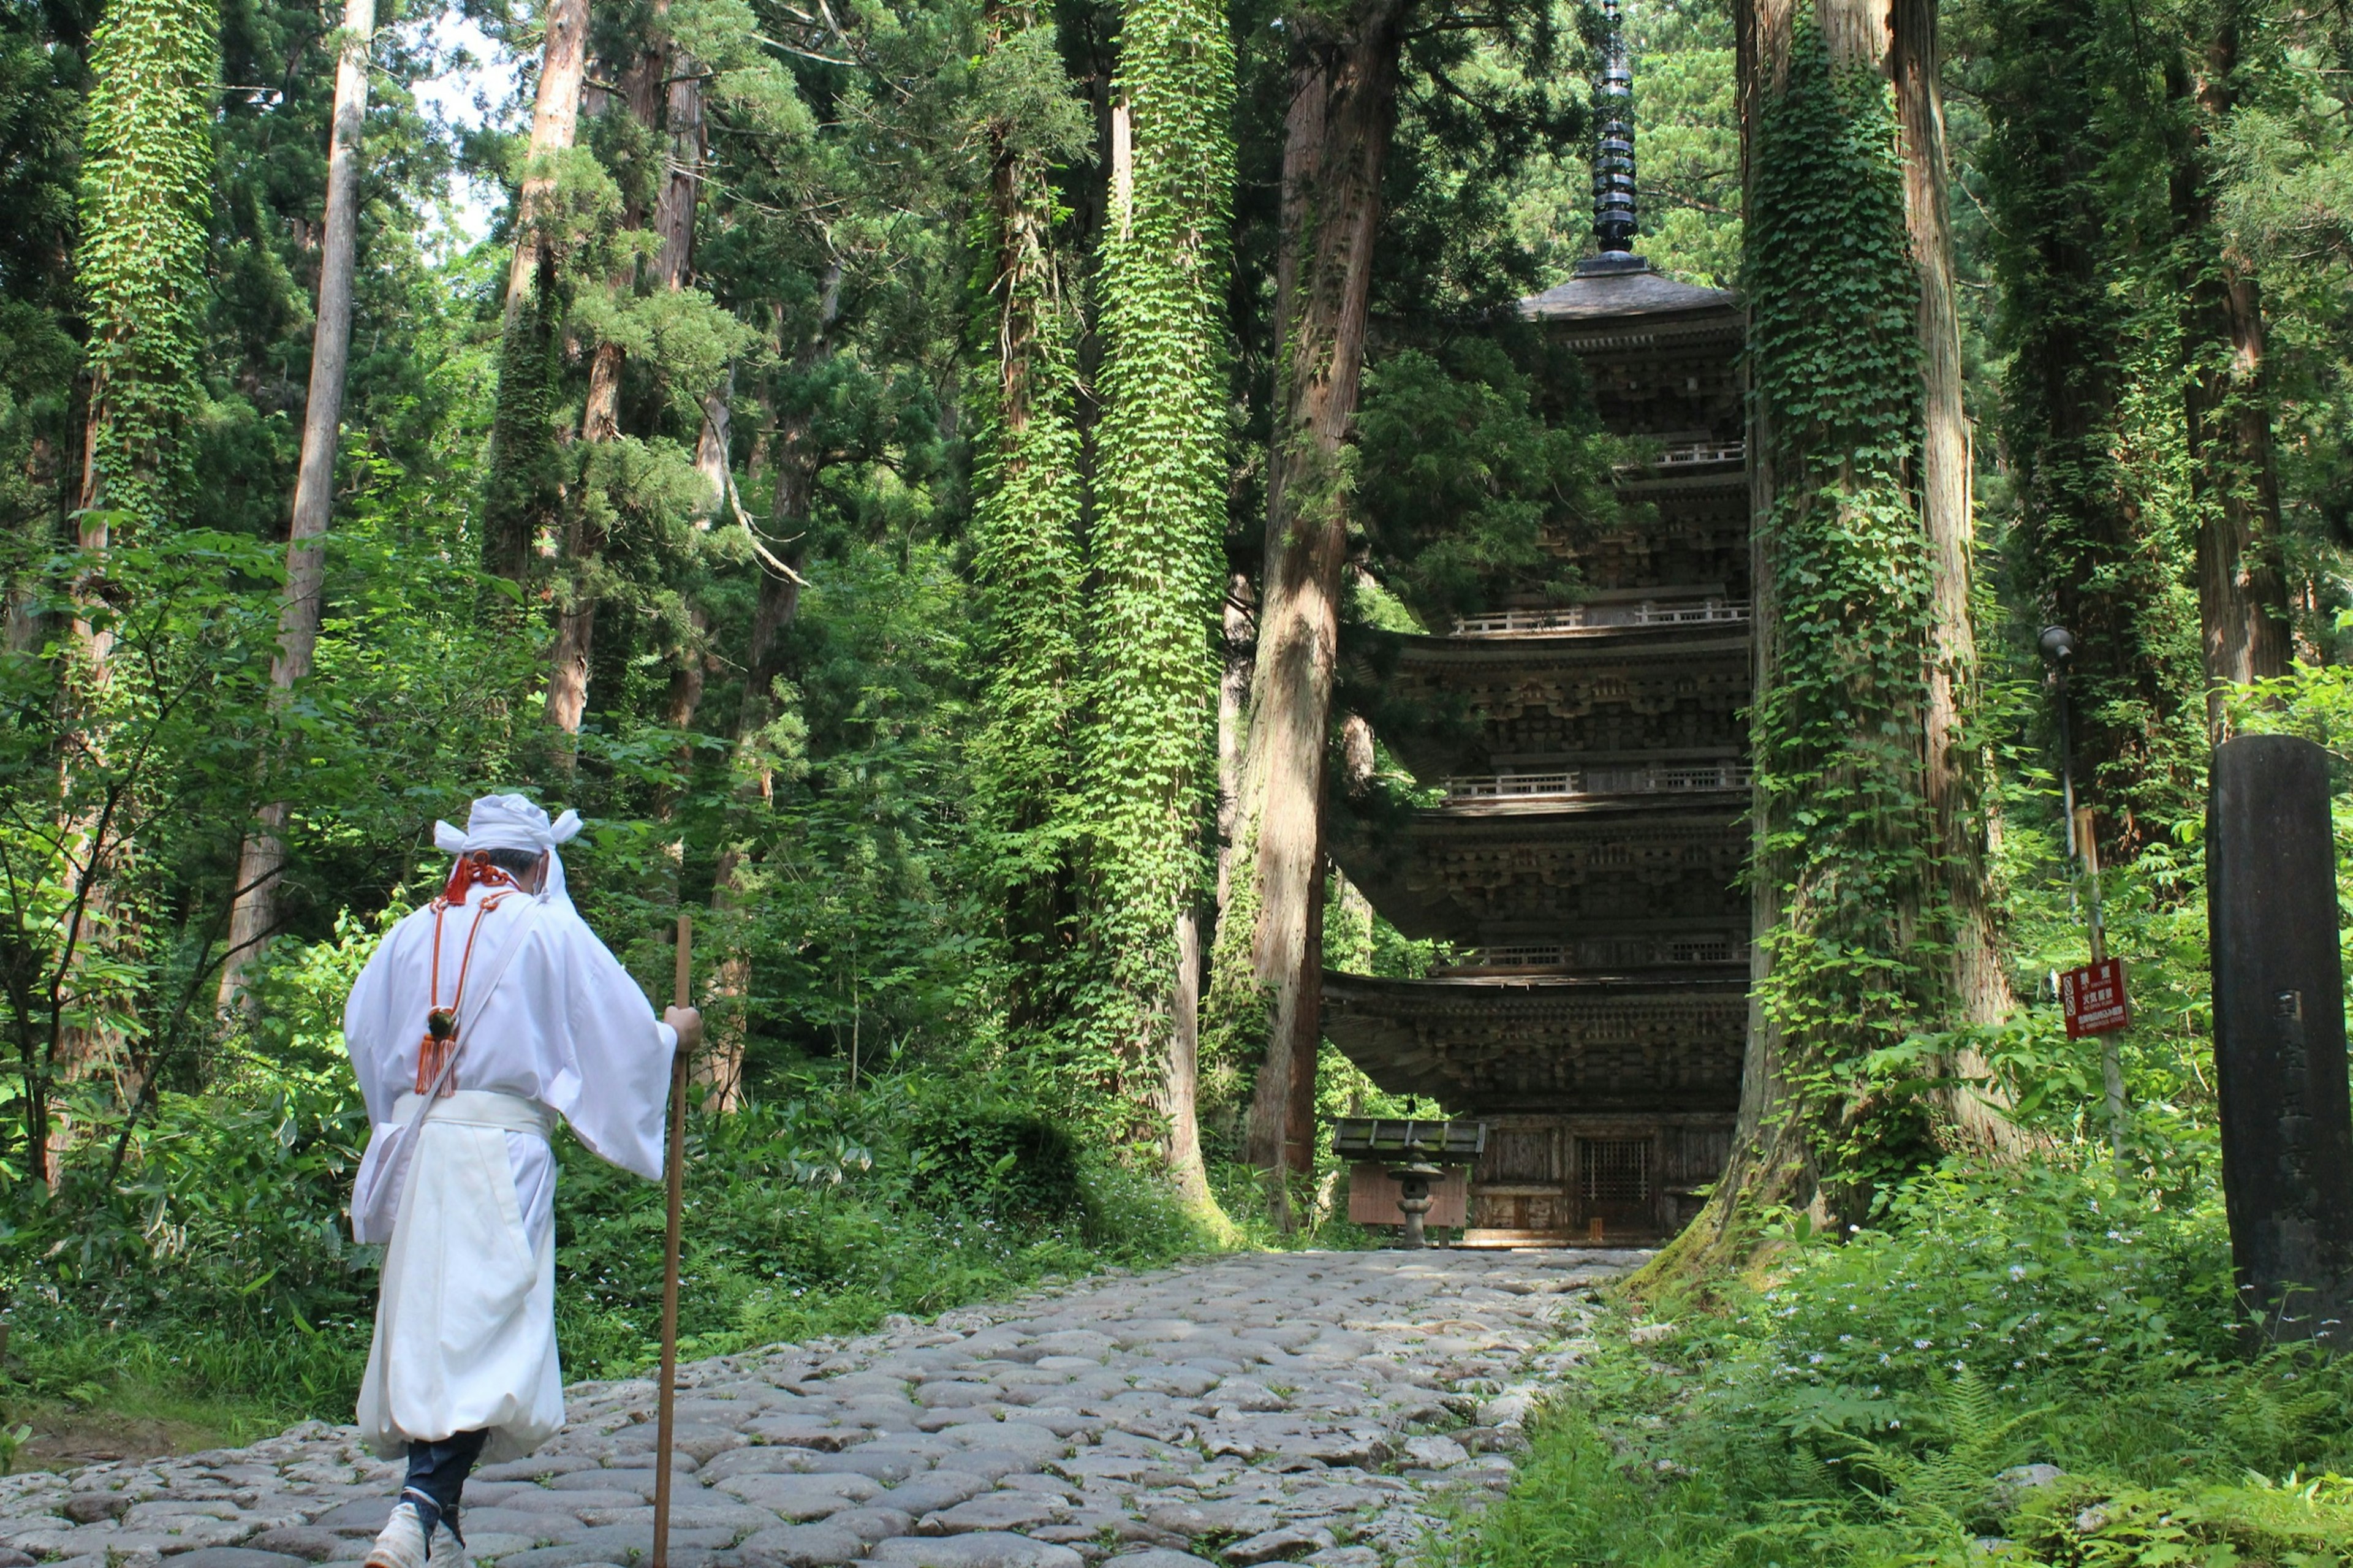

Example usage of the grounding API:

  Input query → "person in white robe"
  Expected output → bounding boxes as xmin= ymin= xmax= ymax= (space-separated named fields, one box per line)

xmin=343 ymin=794 xmax=700 ymax=1568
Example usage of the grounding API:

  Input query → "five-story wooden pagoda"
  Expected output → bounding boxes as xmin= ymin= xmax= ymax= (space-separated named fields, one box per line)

xmin=1323 ymin=6 xmax=1752 ymax=1242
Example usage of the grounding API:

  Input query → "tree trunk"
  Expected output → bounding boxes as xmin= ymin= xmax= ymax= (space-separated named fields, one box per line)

xmin=551 ymin=38 xmax=686 ymax=744
xmin=52 ymin=0 xmax=218 ymax=1161
xmin=654 ymin=46 xmax=704 ymax=294
xmin=701 ymin=268 xmax=844 ymax=1108
xmin=1214 ymin=566 xmax=1254 ymax=917
xmin=544 ymin=506 xmax=602 ymax=740
xmin=507 ymin=0 xmax=591 ymax=319
xmin=1221 ymin=0 xmax=1410 ymax=1205
xmin=1889 ymin=0 xmax=2023 ymax=1151
xmin=1981 ymin=0 xmax=2207 ymax=863
xmin=216 ymin=0 xmax=376 ymax=1008
xmin=969 ymin=0 xmax=1091 ymax=1042
xmin=1163 ymin=909 xmax=1219 ymax=1214
xmin=695 ymin=374 xmax=732 ymax=520
xmin=482 ymin=0 xmax=591 ymax=583
xmin=2170 ymin=15 xmax=2291 ymax=732
xmin=678 ymin=70 xmax=729 ymax=531
xmin=1646 ymin=0 xmax=1805 ymax=1279
xmin=1080 ymin=0 xmax=1234 ymax=1212
xmin=1643 ymin=0 xmax=1946 ymax=1282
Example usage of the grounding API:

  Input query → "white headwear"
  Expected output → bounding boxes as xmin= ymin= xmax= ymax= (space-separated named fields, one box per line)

xmin=433 ymin=793 xmax=583 ymax=904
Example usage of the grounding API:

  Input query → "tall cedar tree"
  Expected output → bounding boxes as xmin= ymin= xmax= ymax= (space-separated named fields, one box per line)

xmin=1212 ymin=0 xmax=1414 ymax=1210
xmin=550 ymin=17 xmax=688 ymax=743
xmin=1075 ymin=0 xmax=1233 ymax=1212
xmin=74 ymin=0 xmax=213 ymax=532
xmin=966 ymin=0 xmax=1089 ymax=1043
xmin=1651 ymin=0 xmax=1942 ymax=1274
xmin=482 ymin=0 xmax=591 ymax=587
xmin=219 ymin=0 xmax=379 ymax=1006
xmin=1892 ymin=0 xmax=2021 ymax=1145
xmin=546 ymin=35 xmax=670 ymax=743
xmin=1976 ymin=0 xmax=2208 ymax=857
xmin=2170 ymin=0 xmax=2294 ymax=725
xmin=51 ymin=0 xmax=218 ymax=1166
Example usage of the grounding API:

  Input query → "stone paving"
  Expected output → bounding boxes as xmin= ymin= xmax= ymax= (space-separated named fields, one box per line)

xmin=0 ymin=1248 xmax=1645 ymax=1568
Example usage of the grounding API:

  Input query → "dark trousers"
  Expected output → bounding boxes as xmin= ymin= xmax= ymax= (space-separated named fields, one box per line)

xmin=402 ymin=1428 xmax=488 ymax=1543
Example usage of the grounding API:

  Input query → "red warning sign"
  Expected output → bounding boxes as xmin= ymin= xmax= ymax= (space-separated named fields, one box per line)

xmin=2061 ymin=957 xmax=2131 ymax=1038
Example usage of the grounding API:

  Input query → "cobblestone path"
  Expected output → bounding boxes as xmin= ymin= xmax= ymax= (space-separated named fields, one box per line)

xmin=0 ymin=1248 xmax=1645 ymax=1568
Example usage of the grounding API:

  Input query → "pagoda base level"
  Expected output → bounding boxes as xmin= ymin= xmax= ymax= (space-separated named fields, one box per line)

xmin=1462 ymin=1111 xmax=1735 ymax=1241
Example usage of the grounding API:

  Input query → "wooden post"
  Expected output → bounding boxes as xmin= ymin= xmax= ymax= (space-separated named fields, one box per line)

xmin=2210 ymin=735 xmax=2353 ymax=1347
xmin=652 ymin=914 xmax=691 ymax=1568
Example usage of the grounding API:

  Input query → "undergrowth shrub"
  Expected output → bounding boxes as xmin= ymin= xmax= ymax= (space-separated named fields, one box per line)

xmin=1463 ymin=1156 xmax=2353 ymax=1568
xmin=907 ymin=1109 xmax=1083 ymax=1223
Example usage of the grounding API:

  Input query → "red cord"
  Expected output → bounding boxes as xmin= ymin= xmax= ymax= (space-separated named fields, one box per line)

xmin=441 ymin=852 xmax=521 ymax=906
xmin=416 ymin=881 xmax=513 ymax=1096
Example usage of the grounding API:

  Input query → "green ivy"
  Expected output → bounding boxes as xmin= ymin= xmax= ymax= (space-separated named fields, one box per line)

xmin=965 ymin=1 xmax=1091 ymax=1043
xmin=1064 ymin=0 xmax=1236 ymax=1126
xmin=1745 ymin=22 xmax=1942 ymax=1206
xmin=75 ymin=0 xmax=218 ymax=528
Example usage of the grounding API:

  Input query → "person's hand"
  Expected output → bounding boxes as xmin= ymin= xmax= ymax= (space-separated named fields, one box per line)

xmin=664 ymin=1006 xmax=704 ymax=1055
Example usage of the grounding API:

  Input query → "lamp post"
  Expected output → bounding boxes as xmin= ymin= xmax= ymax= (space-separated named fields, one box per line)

xmin=2039 ymin=626 xmax=2104 ymax=963
xmin=2040 ymin=625 xmax=2126 ymax=1165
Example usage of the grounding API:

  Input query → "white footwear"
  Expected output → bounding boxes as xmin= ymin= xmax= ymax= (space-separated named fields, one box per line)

xmin=428 ymin=1521 xmax=469 ymax=1568
xmin=363 ymin=1502 xmax=428 ymax=1568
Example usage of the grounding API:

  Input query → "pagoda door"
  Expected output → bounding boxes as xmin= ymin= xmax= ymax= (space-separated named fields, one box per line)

xmin=1575 ymin=1134 xmax=1658 ymax=1239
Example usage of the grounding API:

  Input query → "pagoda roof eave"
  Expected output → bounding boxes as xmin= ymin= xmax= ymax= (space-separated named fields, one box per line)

xmin=1432 ymin=787 xmax=1746 ymax=820
xmin=1360 ymin=624 xmax=1751 ymax=665
xmin=1347 ymin=626 xmax=1753 ymax=784
xmin=1329 ymin=794 xmax=1748 ymax=944
xmin=1518 ymin=269 xmax=1738 ymax=323
xmin=1321 ymin=969 xmax=1749 ymax=1115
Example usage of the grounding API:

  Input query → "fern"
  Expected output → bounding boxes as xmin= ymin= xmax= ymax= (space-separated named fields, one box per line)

xmin=1832 ymin=1369 xmax=2044 ymax=1542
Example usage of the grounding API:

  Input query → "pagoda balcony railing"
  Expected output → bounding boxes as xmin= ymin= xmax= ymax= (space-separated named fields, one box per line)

xmin=1442 ymin=760 xmax=1752 ymax=801
xmin=1613 ymin=439 xmax=1746 ymax=474
xmin=1451 ymin=597 xmax=1751 ymax=636
xmin=1439 ymin=934 xmax=1740 ymax=971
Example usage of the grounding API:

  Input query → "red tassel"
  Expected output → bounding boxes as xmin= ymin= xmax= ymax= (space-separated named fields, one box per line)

xmin=417 ymin=1031 xmax=453 ymax=1094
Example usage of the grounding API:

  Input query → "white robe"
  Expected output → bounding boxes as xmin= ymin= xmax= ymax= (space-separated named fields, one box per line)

xmin=345 ymin=887 xmax=675 ymax=1461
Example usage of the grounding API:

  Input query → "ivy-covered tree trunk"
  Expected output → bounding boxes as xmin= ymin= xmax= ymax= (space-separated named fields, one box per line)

xmin=1889 ymin=0 xmax=2021 ymax=1151
xmin=218 ymin=0 xmax=377 ymax=1009
xmin=1077 ymin=0 xmax=1233 ymax=1219
xmin=1649 ymin=0 xmax=1941 ymax=1278
xmin=1210 ymin=0 xmax=1411 ymax=1213
xmin=2168 ymin=5 xmax=2292 ymax=730
xmin=74 ymin=0 xmax=214 ymax=534
xmin=968 ymin=0 xmax=1088 ymax=1044
xmin=482 ymin=0 xmax=590 ymax=585
xmin=1981 ymin=0 xmax=2206 ymax=859
xmin=51 ymin=0 xmax=218 ymax=1175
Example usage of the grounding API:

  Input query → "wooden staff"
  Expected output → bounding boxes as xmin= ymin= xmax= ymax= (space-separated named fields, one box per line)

xmin=651 ymin=913 xmax=691 ymax=1568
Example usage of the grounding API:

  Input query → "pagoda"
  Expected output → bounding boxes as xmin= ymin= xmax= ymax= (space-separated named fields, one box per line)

xmin=1324 ymin=1 xmax=1752 ymax=1243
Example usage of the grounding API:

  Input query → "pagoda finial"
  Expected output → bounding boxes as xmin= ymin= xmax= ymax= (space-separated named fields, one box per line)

xmin=1592 ymin=0 xmax=1636 ymax=254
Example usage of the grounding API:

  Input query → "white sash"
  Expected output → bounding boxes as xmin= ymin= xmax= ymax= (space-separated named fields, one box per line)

xmin=390 ymin=1088 xmax=556 ymax=1142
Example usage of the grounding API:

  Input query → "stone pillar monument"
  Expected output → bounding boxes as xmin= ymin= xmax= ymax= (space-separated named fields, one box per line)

xmin=2210 ymin=733 xmax=2353 ymax=1347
